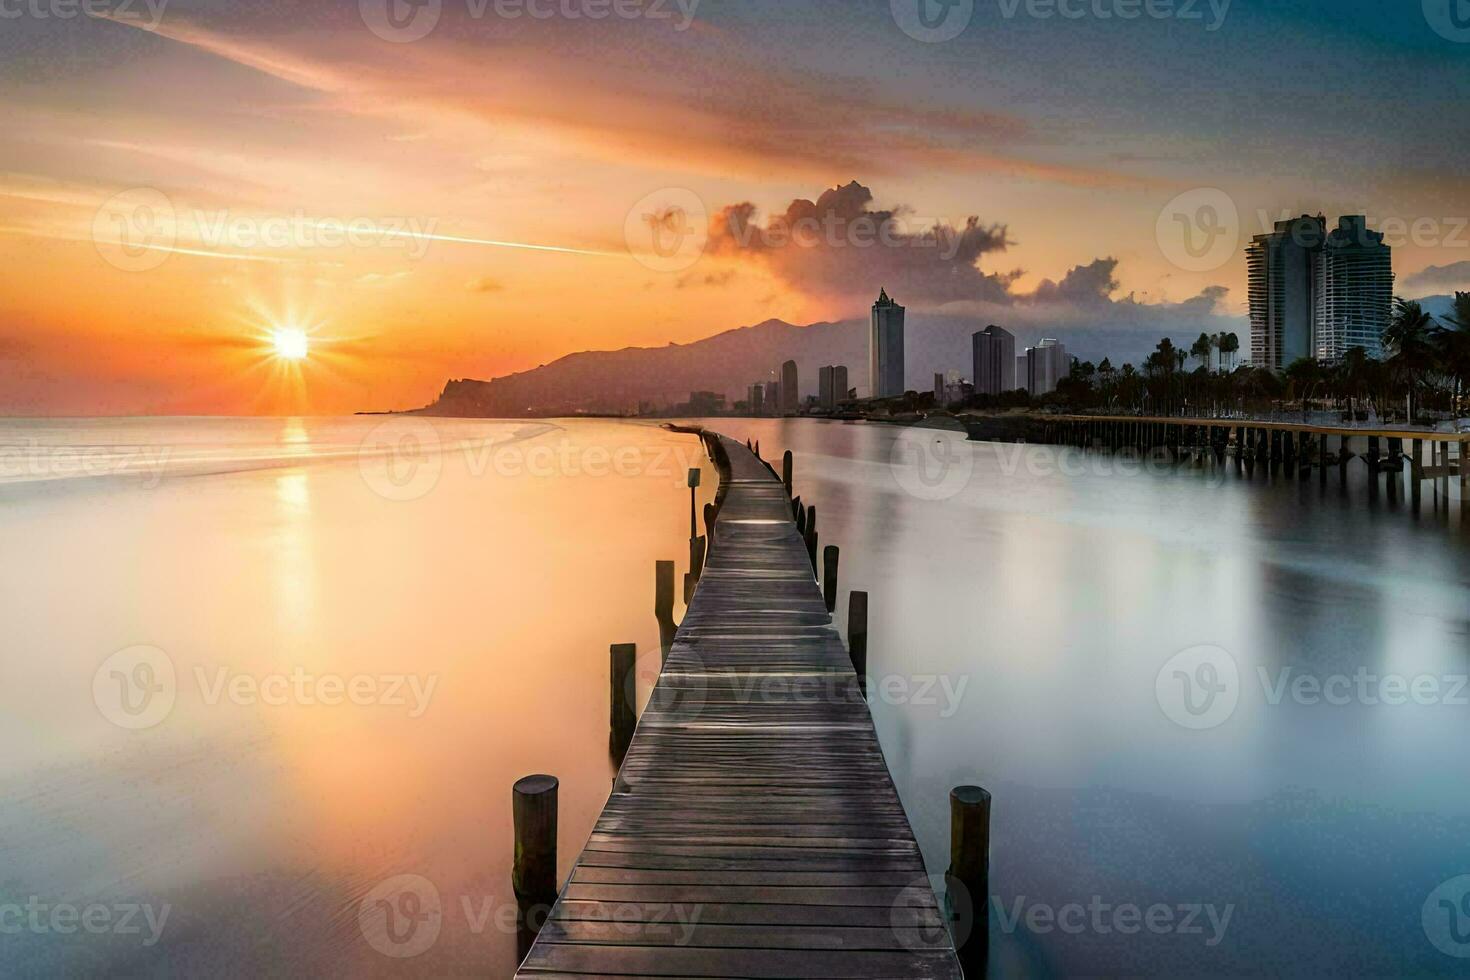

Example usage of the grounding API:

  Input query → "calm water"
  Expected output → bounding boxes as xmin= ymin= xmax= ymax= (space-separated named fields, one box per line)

xmin=8 ymin=415 xmax=1470 ymax=977
xmin=734 ymin=418 xmax=1470 ymax=977
xmin=0 ymin=417 xmax=715 ymax=976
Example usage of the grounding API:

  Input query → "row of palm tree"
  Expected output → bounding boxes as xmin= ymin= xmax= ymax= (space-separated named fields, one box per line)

xmin=1052 ymin=293 xmax=1470 ymax=422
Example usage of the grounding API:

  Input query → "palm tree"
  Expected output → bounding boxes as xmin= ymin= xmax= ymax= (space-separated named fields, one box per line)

xmin=1383 ymin=298 xmax=1441 ymax=422
xmin=1191 ymin=332 xmax=1213 ymax=371
xmin=1219 ymin=332 xmax=1240 ymax=373
xmin=1437 ymin=292 xmax=1470 ymax=416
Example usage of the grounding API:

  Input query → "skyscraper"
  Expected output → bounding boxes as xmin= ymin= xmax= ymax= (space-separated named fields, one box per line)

xmin=1314 ymin=216 xmax=1394 ymax=362
xmin=972 ymin=325 xmax=1016 ymax=395
xmin=747 ymin=383 xmax=764 ymax=417
xmin=1025 ymin=338 xmax=1069 ymax=397
xmin=781 ymin=360 xmax=799 ymax=413
xmin=818 ymin=365 xmax=849 ymax=410
xmin=765 ymin=380 xmax=780 ymax=416
xmin=1247 ymin=215 xmax=1325 ymax=373
xmin=869 ymin=288 xmax=906 ymax=399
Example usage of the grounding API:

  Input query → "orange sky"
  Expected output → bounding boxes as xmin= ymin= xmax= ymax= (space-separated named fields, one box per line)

xmin=1 ymin=2 xmax=1467 ymax=415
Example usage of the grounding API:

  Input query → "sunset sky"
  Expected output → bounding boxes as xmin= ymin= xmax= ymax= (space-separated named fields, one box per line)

xmin=2 ymin=0 xmax=1468 ymax=414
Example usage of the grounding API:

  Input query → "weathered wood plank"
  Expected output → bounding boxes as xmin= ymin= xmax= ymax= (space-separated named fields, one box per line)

xmin=514 ymin=433 xmax=962 ymax=979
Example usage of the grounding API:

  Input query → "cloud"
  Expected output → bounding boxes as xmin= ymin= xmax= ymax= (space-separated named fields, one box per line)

xmin=1403 ymin=261 xmax=1470 ymax=292
xmin=703 ymin=181 xmax=1244 ymax=354
xmin=90 ymin=9 xmax=1136 ymax=187
xmin=466 ymin=276 xmax=504 ymax=293
xmin=707 ymin=181 xmax=1016 ymax=307
xmin=1025 ymin=257 xmax=1120 ymax=307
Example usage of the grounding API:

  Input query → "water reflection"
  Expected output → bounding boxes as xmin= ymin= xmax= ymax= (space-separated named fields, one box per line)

xmin=0 ymin=417 xmax=715 ymax=976
xmin=735 ymin=418 xmax=1470 ymax=978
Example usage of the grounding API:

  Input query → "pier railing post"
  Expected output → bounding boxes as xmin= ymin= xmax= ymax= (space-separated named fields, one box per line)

xmin=655 ymin=560 xmax=676 ymax=664
xmin=610 ymin=644 xmax=636 ymax=759
xmin=848 ymin=590 xmax=868 ymax=696
xmin=822 ymin=545 xmax=839 ymax=613
xmin=782 ymin=450 xmax=793 ymax=497
xmin=947 ymin=785 xmax=991 ymax=972
xmin=512 ymin=775 xmax=559 ymax=911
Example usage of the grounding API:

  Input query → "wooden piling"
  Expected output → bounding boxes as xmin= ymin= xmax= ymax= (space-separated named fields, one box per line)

xmin=822 ymin=545 xmax=839 ymax=614
xmin=946 ymin=785 xmax=992 ymax=971
xmin=782 ymin=450 xmax=793 ymax=497
xmin=512 ymin=775 xmax=559 ymax=908
xmin=655 ymin=560 xmax=676 ymax=663
xmin=848 ymin=590 xmax=868 ymax=696
xmin=610 ymin=644 xmax=636 ymax=758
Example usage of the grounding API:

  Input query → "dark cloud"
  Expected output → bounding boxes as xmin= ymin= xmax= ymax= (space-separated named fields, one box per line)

xmin=1025 ymin=258 xmax=1120 ymax=307
xmin=707 ymin=181 xmax=1015 ymax=307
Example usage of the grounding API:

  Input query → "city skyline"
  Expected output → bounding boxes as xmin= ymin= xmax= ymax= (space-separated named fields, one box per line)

xmin=2 ymin=2 xmax=1468 ymax=414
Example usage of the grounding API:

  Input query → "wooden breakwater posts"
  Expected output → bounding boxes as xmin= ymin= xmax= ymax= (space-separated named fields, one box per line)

xmin=514 ymin=432 xmax=966 ymax=979
xmin=1033 ymin=413 xmax=1470 ymax=516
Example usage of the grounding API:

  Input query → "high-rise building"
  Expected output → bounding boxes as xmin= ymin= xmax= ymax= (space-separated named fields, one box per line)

xmin=869 ymin=288 xmax=906 ymax=399
xmin=972 ymin=325 xmax=1016 ymax=395
xmin=1017 ymin=355 xmax=1029 ymax=392
xmin=1248 ymin=215 xmax=1325 ymax=373
xmin=781 ymin=360 xmax=799 ymax=413
xmin=1025 ymin=338 xmax=1069 ymax=397
xmin=747 ymin=383 xmax=764 ymax=417
xmin=1248 ymin=214 xmax=1392 ymax=371
xmin=934 ymin=373 xmax=945 ymax=400
xmin=818 ymin=365 xmax=849 ymax=410
xmin=1314 ymin=216 xmax=1394 ymax=362
xmin=765 ymin=380 xmax=780 ymax=416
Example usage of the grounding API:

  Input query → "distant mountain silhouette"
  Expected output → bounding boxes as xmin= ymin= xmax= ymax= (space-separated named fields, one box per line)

xmin=417 ymin=314 xmax=1241 ymax=417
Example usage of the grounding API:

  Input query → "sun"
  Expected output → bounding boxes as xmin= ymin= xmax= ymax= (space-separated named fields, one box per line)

xmin=272 ymin=327 xmax=310 ymax=361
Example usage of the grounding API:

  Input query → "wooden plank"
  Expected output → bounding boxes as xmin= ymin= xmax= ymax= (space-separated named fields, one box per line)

xmin=514 ymin=433 xmax=962 ymax=979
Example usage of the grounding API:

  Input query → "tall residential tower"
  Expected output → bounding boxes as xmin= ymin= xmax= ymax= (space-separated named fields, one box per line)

xmin=869 ymin=288 xmax=906 ymax=399
xmin=972 ymin=325 xmax=1016 ymax=395
xmin=1248 ymin=214 xmax=1392 ymax=371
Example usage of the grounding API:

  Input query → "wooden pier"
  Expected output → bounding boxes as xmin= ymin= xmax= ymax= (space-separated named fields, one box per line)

xmin=514 ymin=433 xmax=963 ymax=978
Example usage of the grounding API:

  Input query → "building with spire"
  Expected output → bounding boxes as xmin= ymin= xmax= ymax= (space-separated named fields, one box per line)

xmin=869 ymin=288 xmax=906 ymax=399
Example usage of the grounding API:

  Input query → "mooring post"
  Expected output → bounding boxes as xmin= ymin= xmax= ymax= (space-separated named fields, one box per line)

xmin=797 ymin=502 xmax=807 ymax=536
xmin=791 ymin=494 xmax=802 ymax=522
xmin=512 ymin=775 xmax=559 ymax=909
xmin=610 ymin=644 xmax=636 ymax=758
xmin=704 ymin=502 xmax=716 ymax=544
xmin=822 ymin=545 xmax=839 ymax=614
xmin=754 ymin=440 xmax=761 ymax=459
xmin=848 ymin=590 xmax=868 ymax=696
xmin=1460 ymin=441 xmax=1468 ymax=517
xmin=1440 ymin=441 xmax=1451 ymax=507
xmin=782 ymin=451 xmax=793 ymax=497
xmin=947 ymin=785 xmax=992 ymax=972
xmin=655 ymin=560 xmax=676 ymax=663
xmin=807 ymin=529 xmax=819 ymax=575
